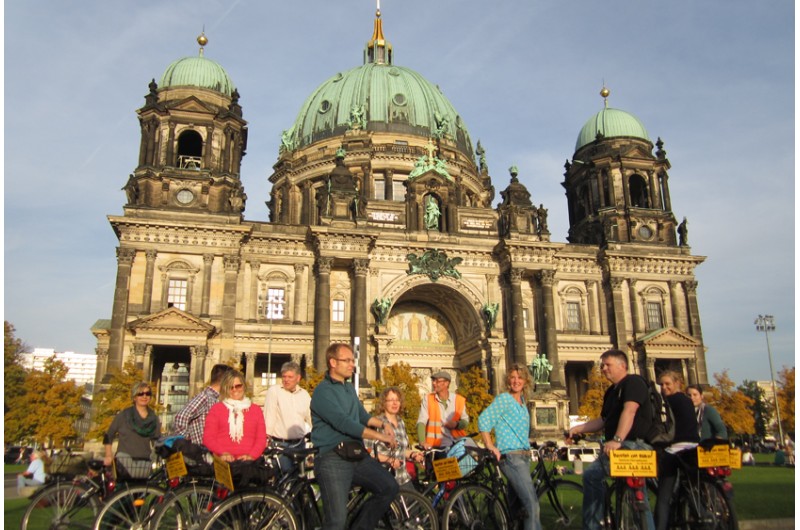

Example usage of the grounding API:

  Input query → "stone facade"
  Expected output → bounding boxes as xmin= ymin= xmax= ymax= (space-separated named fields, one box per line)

xmin=92 ymin=17 xmax=708 ymax=434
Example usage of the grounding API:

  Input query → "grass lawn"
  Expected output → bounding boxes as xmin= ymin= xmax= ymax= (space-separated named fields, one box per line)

xmin=5 ymin=498 xmax=29 ymax=529
xmin=728 ymin=463 xmax=795 ymax=520
xmin=5 ymin=464 xmax=26 ymax=474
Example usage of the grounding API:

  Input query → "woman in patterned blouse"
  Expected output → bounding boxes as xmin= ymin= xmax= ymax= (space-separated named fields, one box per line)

xmin=367 ymin=386 xmax=424 ymax=489
xmin=479 ymin=363 xmax=541 ymax=530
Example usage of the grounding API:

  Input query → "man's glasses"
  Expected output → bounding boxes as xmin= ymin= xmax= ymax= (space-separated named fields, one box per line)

xmin=136 ymin=391 xmax=152 ymax=397
xmin=335 ymin=358 xmax=355 ymax=364
xmin=231 ymin=383 xmax=244 ymax=390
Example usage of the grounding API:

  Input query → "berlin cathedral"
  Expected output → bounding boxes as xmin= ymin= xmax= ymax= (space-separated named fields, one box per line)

xmin=92 ymin=8 xmax=709 ymax=435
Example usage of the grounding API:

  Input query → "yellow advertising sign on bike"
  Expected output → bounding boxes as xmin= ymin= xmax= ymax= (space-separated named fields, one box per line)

xmin=609 ymin=450 xmax=657 ymax=477
xmin=165 ymin=451 xmax=188 ymax=479
xmin=697 ymin=444 xmax=730 ymax=467
xmin=433 ymin=456 xmax=463 ymax=482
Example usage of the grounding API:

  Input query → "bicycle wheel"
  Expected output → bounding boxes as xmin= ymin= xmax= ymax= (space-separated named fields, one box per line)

xmin=615 ymin=486 xmax=648 ymax=530
xmin=539 ymin=479 xmax=583 ymax=528
xmin=701 ymin=481 xmax=738 ymax=530
xmin=442 ymin=484 xmax=508 ymax=530
xmin=203 ymin=491 xmax=298 ymax=530
xmin=384 ymin=489 xmax=439 ymax=530
xmin=21 ymin=482 xmax=100 ymax=530
xmin=148 ymin=483 xmax=216 ymax=529
xmin=92 ymin=484 xmax=166 ymax=530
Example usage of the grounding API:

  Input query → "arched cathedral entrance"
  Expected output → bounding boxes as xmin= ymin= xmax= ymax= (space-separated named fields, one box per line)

xmin=371 ymin=280 xmax=505 ymax=393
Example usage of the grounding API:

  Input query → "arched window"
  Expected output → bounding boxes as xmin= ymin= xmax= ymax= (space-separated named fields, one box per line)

xmin=258 ymin=271 xmax=291 ymax=321
xmin=559 ymin=286 xmax=587 ymax=332
xmin=629 ymin=174 xmax=650 ymax=208
xmin=641 ymin=286 xmax=668 ymax=330
xmin=159 ymin=260 xmax=199 ymax=312
xmin=177 ymin=129 xmax=203 ymax=169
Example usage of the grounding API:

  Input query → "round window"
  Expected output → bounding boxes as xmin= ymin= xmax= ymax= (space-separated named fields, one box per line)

xmin=392 ymin=93 xmax=407 ymax=106
xmin=176 ymin=189 xmax=195 ymax=205
xmin=319 ymin=100 xmax=331 ymax=114
xmin=638 ymin=225 xmax=653 ymax=239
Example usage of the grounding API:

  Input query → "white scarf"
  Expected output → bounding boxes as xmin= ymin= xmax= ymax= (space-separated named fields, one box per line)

xmin=223 ymin=397 xmax=252 ymax=443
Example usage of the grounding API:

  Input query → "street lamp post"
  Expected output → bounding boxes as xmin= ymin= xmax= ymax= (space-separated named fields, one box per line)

xmin=754 ymin=314 xmax=784 ymax=444
xmin=267 ymin=295 xmax=286 ymax=382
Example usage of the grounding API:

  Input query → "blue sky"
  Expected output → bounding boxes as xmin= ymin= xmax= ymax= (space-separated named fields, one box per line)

xmin=4 ymin=1 xmax=795 ymax=385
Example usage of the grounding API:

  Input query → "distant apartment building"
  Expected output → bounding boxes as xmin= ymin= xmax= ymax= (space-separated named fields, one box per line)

xmin=22 ymin=348 xmax=97 ymax=388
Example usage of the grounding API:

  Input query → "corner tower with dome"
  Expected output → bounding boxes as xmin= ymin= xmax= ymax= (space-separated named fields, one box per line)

xmin=92 ymin=9 xmax=708 ymax=438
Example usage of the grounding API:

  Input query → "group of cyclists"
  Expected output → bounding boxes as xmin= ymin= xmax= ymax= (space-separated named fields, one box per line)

xmin=65 ymin=345 xmax=730 ymax=529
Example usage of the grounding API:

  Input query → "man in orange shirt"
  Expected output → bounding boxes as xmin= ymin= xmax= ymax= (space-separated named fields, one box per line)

xmin=416 ymin=371 xmax=469 ymax=449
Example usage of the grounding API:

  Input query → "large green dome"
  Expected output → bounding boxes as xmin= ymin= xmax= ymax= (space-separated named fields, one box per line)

xmin=576 ymin=107 xmax=650 ymax=151
xmin=286 ymin=11 xmax=473 ymax=158
xmin=159 ymin=55 xmax=235 ymax=96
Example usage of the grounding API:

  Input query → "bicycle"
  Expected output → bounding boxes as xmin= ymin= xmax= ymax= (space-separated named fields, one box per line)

xmin=20 ymin=451 xmax=114 ymax=530
xmin=600 ymin=443 xmax=656 ymax=530
xmin=91 ymin=454 xmax=169 ymax=530
xmin=530 ymin=442 xmax=583 ymax=528
xmin=665 ymin=440 xmax=738 ymax=530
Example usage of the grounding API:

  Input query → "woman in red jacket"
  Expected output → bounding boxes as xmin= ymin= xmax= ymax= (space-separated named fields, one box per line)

xmin=203 ymin=370 xmax=266 ymax=462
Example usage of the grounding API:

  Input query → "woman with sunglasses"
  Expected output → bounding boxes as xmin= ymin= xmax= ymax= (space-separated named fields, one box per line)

xmin=203 ymin=370 xmax=267 ymax=463
xmin=103 ymin=382 xmax=161 ymax=468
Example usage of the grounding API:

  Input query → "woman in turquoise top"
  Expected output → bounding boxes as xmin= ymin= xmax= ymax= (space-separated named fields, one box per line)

xmin=479 ymin=363 xmax=541 ymax=530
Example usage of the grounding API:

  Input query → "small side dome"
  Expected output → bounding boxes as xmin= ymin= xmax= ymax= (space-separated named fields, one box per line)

xmin=575 ymin=107 xmax=650 ymax=151
xmin=159 ymin=34 xmax=235 ymax=96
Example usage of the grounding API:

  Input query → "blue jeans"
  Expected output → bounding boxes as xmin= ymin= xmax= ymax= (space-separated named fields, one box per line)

xmin=500 ymin=453 xmax=542 ymax=530
xmin=582 ymin=440 xmax=655 ymax=530
xmin=315 ymin=449 xmax=399 ymax=530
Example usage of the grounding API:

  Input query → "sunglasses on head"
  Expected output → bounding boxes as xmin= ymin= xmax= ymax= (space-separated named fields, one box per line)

xmin=136 ymin=391 xmax=152 ymax=397
xmin=231 ymin=383 xmax=244 ymax=390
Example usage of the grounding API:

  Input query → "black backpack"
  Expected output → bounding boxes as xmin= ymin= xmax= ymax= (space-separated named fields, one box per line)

xmin=644 ymin=380 xmax=676 ymax=446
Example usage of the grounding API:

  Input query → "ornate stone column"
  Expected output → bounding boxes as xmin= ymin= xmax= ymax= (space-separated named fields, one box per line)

xmin=585 ymin=280 xmax=599 ymax=334
xmin=200 ymin=254 xmax=214 ymax=318
xmin=220 ymin=255 xmax=241 ymax=359
xmin=668 ymin=280 xmax=688 ymax=333
xmin=508 ymin=269 xmax=527 ymax=366
xmin=628 ymin=279 xmax=642 ymax=337
xmin=189 ymin=345 xmax=208 ymax=395
xmin=133 ymin=343 xmax=147 ymax=371
xmin=685 ymin=358 xmax=698 ymax=386
xmin=313 ymin=257 xmax=333 ymax=371
xmin=107 ymin=247 xmax=136 ymax=378
xmin=646 ymin=357 xmax=656 ymax=382
xmin=94 ymin=347 xmax=109 ymax=389
xmin=245 ymin=352 xmax=257 ymax=389
xmin=248 ymin=260 xmax=260 ymax=322
xmin=142 ymin=345 xmax=153 ymax=382
xmin=608 ymin=277 xmax=628 ymax=349
xmin=141 ymin=250 xmax=157 ymax=315
xmin=536 ymin=270 xmax=563 ymax=387
xmin=683 ymin=280 xmax=708 ymax=384
xmin=352 ymin=258 xmax=370 ymax=381
xmin=293 ymin=263 xmax=306 ymax=324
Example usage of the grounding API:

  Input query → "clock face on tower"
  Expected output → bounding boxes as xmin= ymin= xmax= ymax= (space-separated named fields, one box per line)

xmin=637 ymin=225 xmax=653 ymax=240
xmin=176 ymin=189 xmax=195 ymax=205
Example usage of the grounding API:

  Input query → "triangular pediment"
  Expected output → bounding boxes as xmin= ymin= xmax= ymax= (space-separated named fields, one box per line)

xmin=128 ymin=307 xmax=215 ymax=336
xmin=168 ymin=96 xmax=217 ymax=114
xmin=636 ymin=327 xmax=700 ymax=349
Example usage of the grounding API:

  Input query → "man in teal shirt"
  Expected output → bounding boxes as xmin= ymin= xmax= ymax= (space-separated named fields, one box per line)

xmin=311 ymin=343 xmax=399 ymax=529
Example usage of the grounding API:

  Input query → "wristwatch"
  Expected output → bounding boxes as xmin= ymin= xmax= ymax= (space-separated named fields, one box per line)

xmin=612 ymin=435 xmax=623 ymax=443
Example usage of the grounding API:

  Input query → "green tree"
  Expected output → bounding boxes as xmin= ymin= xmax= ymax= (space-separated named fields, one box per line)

xmin=4 ymin=321 xmax=29 ymax=416
xmin=776 ymin=366 xmax=794 ymax=435
xmin=578 ymin=365 xmax=611 ymax=419
xmin=456 ymin=365 xmax=494 ymax=436
xmin=298 ymin=365 xmax=326 ymax=395
xmin=738 ymin=380 xmax=771 ymax=438
xmin=370 ymin=362 xmax=423 ymax=444
xmin=88 ymin=359 xmax=146 ymax=441
xmin=707 ymin=370 xmax=755 ymax=436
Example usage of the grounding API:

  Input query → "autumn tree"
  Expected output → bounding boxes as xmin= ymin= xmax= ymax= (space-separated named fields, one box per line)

xmin=456 ymin=365 xmax=494 ymax=436
xmin=738 ymin=380 xmax=771 ymax=438
xmin=707 ymin=370 xmax=755 ymax=436
xmin=4 ymin=321 xmax=29 ymax=416
xmin=776 ymin=366 xmax=794 ymax=435
xmin=88 ymin=359 xmax=147 ymax=441
xmin=578 ymin=365 xmax=611 ymax=419
xmin=298 ymin=365 xmax=326 ymax=395
xmin=370 ymin=362 xmax=423 ymax=444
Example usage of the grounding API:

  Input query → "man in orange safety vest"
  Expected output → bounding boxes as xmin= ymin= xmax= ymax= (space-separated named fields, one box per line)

xmin=416 ymin=371 xmax=469 ymax=449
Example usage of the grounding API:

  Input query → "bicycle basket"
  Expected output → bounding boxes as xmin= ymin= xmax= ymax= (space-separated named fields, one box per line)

xmin=447 ymin=438 xmax=480 ymax=478
xmin=114 ymin=454 xmax=153 ymax=480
